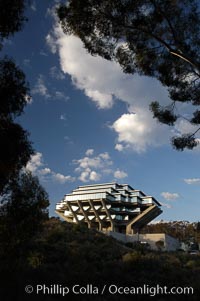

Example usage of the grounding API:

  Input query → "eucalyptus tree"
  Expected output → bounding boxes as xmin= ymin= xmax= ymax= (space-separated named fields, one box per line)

xmin=0 ymin=57 xmax=33 ymax=193
xmin=0 ymin=0 xmax=34 ymax=192
xmin=0 ymin=0 xmax=27 ymax=49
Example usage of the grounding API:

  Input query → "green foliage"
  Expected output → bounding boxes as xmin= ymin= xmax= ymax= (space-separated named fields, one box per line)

xmin=0 ymin=171 xmax=49 ymax=264
xmin=185 ymin=260 xmax=196 ymax=269
xmin=1 ymin=218 xmax=200 ymax=300
xmin=155 ymin=240 xmax=165 ymax=251
xmin=58 ymin=0 xmax=200 ymax=150
xmin=0 ymin=5 xmax=51 ymax=300
xmin=0 ymin=57 xmax=33 ymax=192
xmin=191 ymin=110 xmax=200 ymax=124
xmin=27 ymin=251 xmax=44 ymax=269
xmin=0 ymin=57 xmax=30 ymax=119
xmin=0 ymin=0 xmax=27 ymax=49
xmin=0 ymin=119 xmax=33 ymax=192
xmin=150 ymin=101 xmax=177 ymax=125
xmin=122 ymin=251 xmax=142 ymax=263
xmin=171 ymin=134 xmax=199 ymax=151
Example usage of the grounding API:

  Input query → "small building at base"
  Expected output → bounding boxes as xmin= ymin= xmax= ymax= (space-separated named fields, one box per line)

xmin=107 ymin=231 xmax=180 ymax=251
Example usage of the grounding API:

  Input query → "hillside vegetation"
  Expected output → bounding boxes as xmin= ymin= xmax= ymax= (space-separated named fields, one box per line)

xmin=1 ymin=218 xmax=200 ymax=301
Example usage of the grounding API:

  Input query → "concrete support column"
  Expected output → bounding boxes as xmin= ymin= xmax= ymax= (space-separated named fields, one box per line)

xmin=77 ymin=200 xmax=91 ymax=229
xmin=100 ymin=199 xmax=114 ymax=232
xmin=89 ymin=200 xmax=102 ymax=231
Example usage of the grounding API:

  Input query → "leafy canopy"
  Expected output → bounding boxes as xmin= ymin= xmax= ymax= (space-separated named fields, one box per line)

xmin=0 ymin=57 xmax=31 ymax=120
xmin=0 ymin=171 xmax=49 ymax=262
xmin=58 ymin=0 xmax=200 ymax=150
xmin=0 ymin=0 xmax=34 ymax=192
xmin=0 ymin=119 xmax=33 ymax=193
xmin=0 ymin=1 xmax=50 ymax=272
xmin=0 ymin=0 xmax=27 ymax=49
xmin=0 ymin=57 xmax=33 ymax=193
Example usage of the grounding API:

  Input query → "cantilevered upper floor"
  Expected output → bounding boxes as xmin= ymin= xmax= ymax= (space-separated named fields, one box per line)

xmin=55 ymin=182 xmax=162 ymax=234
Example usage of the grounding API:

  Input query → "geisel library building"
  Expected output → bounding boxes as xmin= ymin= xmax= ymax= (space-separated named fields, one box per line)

xmin=56 ymin=182 xmax=162 ymax=234
xmin=56 ymin=182 xmax=180 ymax=251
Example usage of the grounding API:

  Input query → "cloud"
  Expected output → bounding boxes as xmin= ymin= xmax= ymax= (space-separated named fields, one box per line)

xmin=26 ymin=152 xmax=43 ymax=173
xmin=161 ymin=192 xmax=180 ymax=201
xmin=47 ymin=28 xmax=121 ymax=109
xmin=24 ymin=94 xmax=33 ymax=104
xmin=39 ymin=168 xmax=52 ymax=175
xmin=26 ymin=152 xmax=75 ymax=184
xmin=30 ymin=1 xmax=36 ymax=11
xmin=52 ymin=173 xmax=74 ymax=184
xmin=46 ymin=25 xmax=179 ymax=153
xmin=26 ymin=149 xmax=128 ymax=185
xmin=46 ymin=33 xmax=58 ymax=54
xmin=32 ymin=75 xmax=51 ymax=99
xmin=64 ymin=136 xmax=74 ymax=145
xmin=160 ymin=202 xmax=172 ymax=209
xmin=115 ymin=144 xmax=124 ymax=152
xmin=73 ymin=150 xmax=128 ymax=182
xmin=184 ymin=178 xmax=200 ymax=185
xmin=78 ymin=169 xmax=101 ymax=182
xmin=74 ymin=151 xmax=112 ymax=174
xmin=114 ymin=170 xmax=128 ymax=179
xmin=85 ymin=149 xmax=94 ymax=156
xmin=60 ymin=114 xmax=66 ymax=121
xmin=40 ymin=50 xmax=48 ymax=56
xmin=23 ymin=59 xmax=31 ymax=67
xmin=89 ymin=171 xmax=101 ymax=181
xmin=55 ymin=91 xmax=69 ymax=101
xmin=32 ymin=75 xmax=69 ymax=102
xmin=112 ymin=111 xmax=170 ymax=153
xmin=50 ymin=66 xmax=65 ymax=80
xmin=73 ymin=151 xmax=112 ymax=183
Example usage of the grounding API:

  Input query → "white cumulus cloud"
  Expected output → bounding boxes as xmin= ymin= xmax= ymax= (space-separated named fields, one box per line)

xmin=184 ymin=178 xmax=200 ymax=185
xmin=39 ymin=168 xmax=52 ymax=175
xmin=26 ymin=152 xmax=75 ymax=184
xmin=85 ymin=149 xmax=94 ymax=156
xmin=73 ymin=150 xmax=128 ymax=183
xmin=112 ymin=110 xmax=170 ymax=153
xmin=26 ymin=152 xmax=43 ymax=173
xmin=52 ymin=173 xmax=74 ymax=184
xmin=46 ymin=33 xmax=58 ymax=54
xmin=161 ymin=192 xmax=180 ymax=201
xmin=114 ymin=170 xmax=128 ymax=179
xmin=89 ymin=171 xmax=101 ymax=181
xmin=74 ymin=151 xmax=113 ymax=183
xmin=74 ymin=152 xmax=112 ymax=170
xmin=115 ymin=144 xmax=124 ymax=152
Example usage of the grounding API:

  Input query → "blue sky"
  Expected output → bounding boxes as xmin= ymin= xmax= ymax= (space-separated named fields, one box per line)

xmin=3 ymin=0 xmax=200 ymax=222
